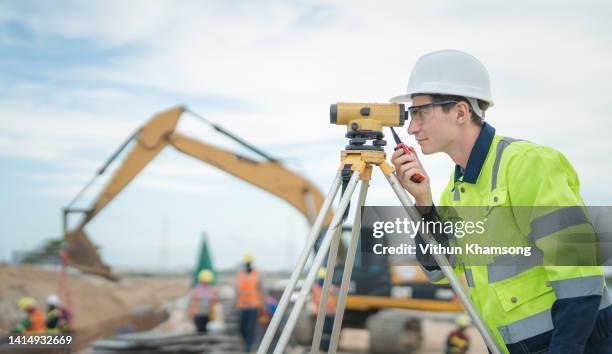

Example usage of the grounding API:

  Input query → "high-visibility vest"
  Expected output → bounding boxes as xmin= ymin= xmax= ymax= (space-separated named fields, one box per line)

xmin=236 ymin=270 xmax=262 ymax=308
xmin=46 ymin=307 xmax=62 ymax=333
xmin=312 ymin=283 xmax=338 ymax=315
xmin=446 ymin=329 xmax=469 ymax=354
xmin=189 ymin=284 xmax=217 ymax=316
xmin=424 ymin=134 xmax=609 ymax=353
xmin=27 ymin=309 xmax=46 ymax=334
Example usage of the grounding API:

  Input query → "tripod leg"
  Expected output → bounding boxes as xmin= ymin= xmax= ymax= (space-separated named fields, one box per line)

xmin=258 ymin=171 xmax=342 ymax=354
xmin=327 ymin=179 xmax=369 ymax=354
xmin=310 ymin=226 xmax=343 ymax=353
xmin=272 ymin=171 xmax=362 ymax=354
xmin=385 ymin=172 xmax=503 ymax=354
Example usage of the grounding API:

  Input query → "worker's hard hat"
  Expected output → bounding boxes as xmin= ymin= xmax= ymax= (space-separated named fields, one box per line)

xmin=317 ymin=267 xmax=327 ymax=280
xmin=198 ymin=269 xmax=214 ymax=283
xmin=390 ymin=49 xmax=493 ymax=118
xmin=47 ymin=294 xmax=60 ymax=306
xmin=243 ymin=253 xmax=254 ymax=264
xmin=18 ymin=297 xmax=36 ymax=311
xmin=456 ymin=313 xmax=471 ymax=328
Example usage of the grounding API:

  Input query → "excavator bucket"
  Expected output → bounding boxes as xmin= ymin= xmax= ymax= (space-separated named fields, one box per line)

xmin=65 ymin=227 xmax=118 ymax=281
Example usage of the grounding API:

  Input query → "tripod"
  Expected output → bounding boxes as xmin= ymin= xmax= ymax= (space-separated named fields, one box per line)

xmin=257 ymin=132 xmax=502 ymax=354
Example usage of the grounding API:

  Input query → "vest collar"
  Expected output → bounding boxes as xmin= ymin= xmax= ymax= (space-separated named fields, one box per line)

xmin=454 ymin=122 xmax=496 ymax=184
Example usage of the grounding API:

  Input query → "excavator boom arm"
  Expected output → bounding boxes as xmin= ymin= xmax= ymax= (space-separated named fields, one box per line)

xmin=79 ymin=107 xmax=185 ymax=226
xmin=169 ymin=132 xmax=329 ymax=225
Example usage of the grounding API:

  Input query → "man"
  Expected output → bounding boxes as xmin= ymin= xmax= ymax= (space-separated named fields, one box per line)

xmin=14 ymin=297 xmax=46 ymax=335
xmin=236 ymin=253 xmax=265 ymax=352
xmin=188 ymin=269 xmax=218 ymax=333
xmin=390 ymin=49 xmax=612 ymax=353
xmin=311 ymin=267 xmax=338 ymax=351
xmin=446 ymin=314 xmax=471 ymax=354
xmin=46 ymin=294 xmax=72 ymax=333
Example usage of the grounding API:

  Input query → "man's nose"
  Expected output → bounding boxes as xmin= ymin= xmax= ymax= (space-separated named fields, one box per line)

xmin=407 ymin=119 xmax=419 ymax=135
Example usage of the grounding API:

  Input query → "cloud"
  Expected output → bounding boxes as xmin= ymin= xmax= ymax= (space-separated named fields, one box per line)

xmin=1 ymin=0 xmax=611 ymax=268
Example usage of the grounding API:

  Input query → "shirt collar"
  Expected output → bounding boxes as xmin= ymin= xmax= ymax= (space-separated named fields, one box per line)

xmin=454 ymin=122 xmax=496 ymax=184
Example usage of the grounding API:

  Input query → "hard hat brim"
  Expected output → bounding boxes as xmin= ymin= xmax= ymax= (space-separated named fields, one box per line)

xmin=389 ymin=94 xmax=412 ymax=104
xmin=391 ymin=92 xmax=494 ymax=108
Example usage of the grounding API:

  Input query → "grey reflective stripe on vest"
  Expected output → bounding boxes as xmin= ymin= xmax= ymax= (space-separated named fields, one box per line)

xmin=464 ymin=267 xmax=475 ymax=288
xmin=550 ymin=275 xmax=604 ymax=299
xmin=497 ymin=309 xmax=553 ymax=344
xmin=487 ymin=249 xmax=543 ymax=283
xmin=528 ymin=206 xmax=590 ymax=242
xmin=453 ymin=185 xmax=461 ymax=201
xmin=498 ymin=287 xmax=612 ymax=344
xmin=491 ymin=137 xmax=521 ymax=191
xmin=600 ymin=288 xmax=612 ymax=309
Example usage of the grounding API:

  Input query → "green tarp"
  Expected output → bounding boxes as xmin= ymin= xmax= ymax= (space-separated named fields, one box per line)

xmin=191 ymin=233 xmax=215 ymax=286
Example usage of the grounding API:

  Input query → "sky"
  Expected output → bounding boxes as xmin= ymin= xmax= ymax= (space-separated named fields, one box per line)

xmin=1 ymin=0 xmax=611 ymax=271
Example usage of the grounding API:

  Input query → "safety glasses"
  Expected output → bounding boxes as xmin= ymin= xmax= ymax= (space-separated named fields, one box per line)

xmin=407 ymin=100 xmax=458 ymax=124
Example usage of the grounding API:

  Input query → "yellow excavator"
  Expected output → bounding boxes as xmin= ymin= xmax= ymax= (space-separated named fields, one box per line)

xmin=63 ymin=106 xmax=462 ymax=353
xmin=62 ymin=106 xmax=330 ymax=280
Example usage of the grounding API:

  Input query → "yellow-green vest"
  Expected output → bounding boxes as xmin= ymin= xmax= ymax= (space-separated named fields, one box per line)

xmin=427 ymin=134 xmax=608 ymax=353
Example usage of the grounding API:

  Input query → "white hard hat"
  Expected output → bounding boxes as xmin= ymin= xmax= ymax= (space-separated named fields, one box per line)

xmin=47 ymin=294 xmax=60 ymax=306
xmin=390 ymin=49 xmax=493 ymax=118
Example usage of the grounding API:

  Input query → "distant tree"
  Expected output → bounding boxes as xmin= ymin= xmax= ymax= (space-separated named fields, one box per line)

xmin=21 ymin=238 xmax=64 ymax=265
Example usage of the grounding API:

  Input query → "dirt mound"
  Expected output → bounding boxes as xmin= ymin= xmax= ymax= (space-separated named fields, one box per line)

xmin=0 ymin=264 xmax=189 ymax=349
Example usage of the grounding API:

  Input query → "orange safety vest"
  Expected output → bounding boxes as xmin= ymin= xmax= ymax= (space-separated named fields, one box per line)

xmin=236 ymin=270 xmax=263 ymax=308
xmin=27 ymin=309 xmax=46 ymax=334
xmin=312 ymin=284 xmax=338 ymax=315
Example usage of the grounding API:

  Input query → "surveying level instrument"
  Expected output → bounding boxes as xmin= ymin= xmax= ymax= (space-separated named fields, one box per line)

xmin=258 ymin=102 xmax=502 ymax=354
xmin=330 ymin=102 xmax=406 ymax=152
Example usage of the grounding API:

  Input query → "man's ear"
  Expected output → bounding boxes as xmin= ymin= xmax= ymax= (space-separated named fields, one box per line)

xmin=455 ymin=101 xmax=470 ymax=124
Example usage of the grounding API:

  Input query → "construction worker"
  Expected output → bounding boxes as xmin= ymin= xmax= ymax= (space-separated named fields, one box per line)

xmin=236 ymin=253 xmax=265 ymax=352
xmin=312 ymin=267 xmax=338 ymax=351
xmin=188 ymin=269 xmax=218 ymax=333
xmin=390 ymin=49 xmax=612 ymax=353
xmin=14 ymin=297 xmax=46 ymax=335
xmin=445 ymin=314 xmax=471 ymax=354
xmin=46 ymin=294 xmax=72 ymax=333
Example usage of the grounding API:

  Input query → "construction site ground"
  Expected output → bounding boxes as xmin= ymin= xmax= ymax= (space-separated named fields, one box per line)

xmin=1 ymin=264 xmax=487 ymax=353
xmin=0 ymin=264 xmax=189 ymax=351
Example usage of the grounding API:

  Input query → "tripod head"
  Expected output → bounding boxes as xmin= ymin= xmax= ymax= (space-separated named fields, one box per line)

xmin=330 ymin=103 xmax=407 ymax=150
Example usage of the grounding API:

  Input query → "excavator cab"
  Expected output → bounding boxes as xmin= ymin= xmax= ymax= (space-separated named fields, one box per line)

xmin=295 ymin=223 xmax=460 ymax=353
xmin=330 ymin=225 xmax=461 ymax=353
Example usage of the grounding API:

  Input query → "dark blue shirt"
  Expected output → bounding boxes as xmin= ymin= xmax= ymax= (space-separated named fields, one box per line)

xmin=453 ymin=122 xmax=495 ymax=184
